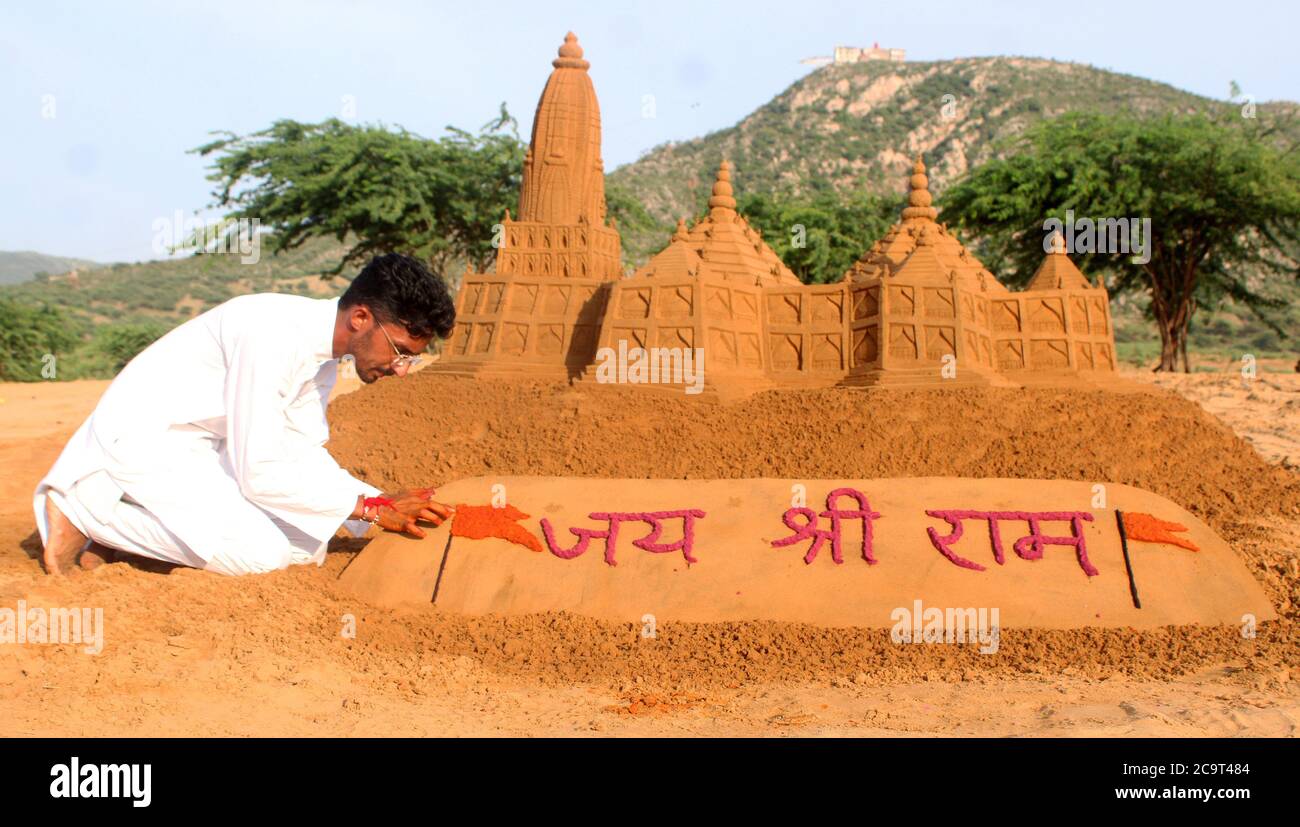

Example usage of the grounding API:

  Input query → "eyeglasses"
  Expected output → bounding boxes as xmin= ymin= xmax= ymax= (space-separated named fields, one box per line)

xmin=377 ymin=322 xmax=423 ymax=373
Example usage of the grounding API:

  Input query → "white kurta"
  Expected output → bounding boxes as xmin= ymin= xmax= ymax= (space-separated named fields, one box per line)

xmin=34 ymin=293 xmax=380 ymax=575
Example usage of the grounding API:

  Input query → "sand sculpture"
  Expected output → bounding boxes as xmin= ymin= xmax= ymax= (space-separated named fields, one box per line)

xmin=588 ymin=156 xmax=1118 ymax=396
xmin=436 ymin=32 xmax=1119 ymax=397
xmin=440 ymin=32 xmax=621 ymax=380
xmin=837 ymin=162 xmax=1117 ymax=386
xmin=592 ymin=160 xmax=805 ymax=395
xmin=349 ymin=34 xmax=1269 ymax=633
xmin=339 ymin=476 xmax=1275 ymax=629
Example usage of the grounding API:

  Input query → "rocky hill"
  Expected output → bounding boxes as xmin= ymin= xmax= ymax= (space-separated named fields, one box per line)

xmin=608 ymin=56 xmax=1298 ymax=261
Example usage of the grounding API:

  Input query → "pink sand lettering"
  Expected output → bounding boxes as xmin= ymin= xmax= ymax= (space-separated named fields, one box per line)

xmin=771 ymin=487 xmax=881 ymax=565
xmin=624 ymin=509 xmax=707 ymax=564
xmin=539 ymin=517 xmax=612 ymax=561
xmin=540 ymin=509 xmax=707 ymax=567
xmin=924 ymin=509 xmax=1099 ymax=576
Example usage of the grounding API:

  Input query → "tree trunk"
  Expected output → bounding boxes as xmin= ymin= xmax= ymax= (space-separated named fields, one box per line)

xmin=1154 ymin=324 xmax=1181 ymax=372
xmin=1146 ymin=250 xmax=1200 ymax=373
xmin=1149 ymin=292 xmax=1184 ymax=372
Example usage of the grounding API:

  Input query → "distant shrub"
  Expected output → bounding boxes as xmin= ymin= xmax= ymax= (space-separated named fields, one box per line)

xmin=89 ymin=322 xmax=169 ymax=374
xmin=0 ymin=298 xmax=82 ymax=381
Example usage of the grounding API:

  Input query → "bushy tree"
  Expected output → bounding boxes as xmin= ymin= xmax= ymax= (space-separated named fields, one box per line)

xmin=737 ymin=191 xmax=899 ymax=284
xmin=90 ymin=322 xmax=168 ymax=374
xmin=193 ymin=106 xmax=527 ymax=276
xmin=0 ymin=299 xmax=81 ymax=381
xmin=942 ymin=112 xmax=1300 ymax=371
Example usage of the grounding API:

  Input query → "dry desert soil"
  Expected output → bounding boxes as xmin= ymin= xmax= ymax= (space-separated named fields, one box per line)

xmin=0 ymin=366 xmax=1297 ymax=736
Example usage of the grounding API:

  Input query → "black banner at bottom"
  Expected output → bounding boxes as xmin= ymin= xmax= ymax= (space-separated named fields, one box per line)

xmin=2 ymin=737 xmax=1285 ymax=813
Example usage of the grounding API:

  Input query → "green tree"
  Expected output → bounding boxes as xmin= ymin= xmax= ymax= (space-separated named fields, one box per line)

xmin=604 ymin=179 xmax=662 ymax=271
xmin=0 ymin=298 xmax=81 ymax=381
xmin=193 ymin=106 xmax=526 ymax=276
xmin=737 ymin=191 xmax=899 ymax=284
xmin=90 ymin=322 xmax=168 ymax=374
xmin=942 ymin=112 xmax=1300 ymax=371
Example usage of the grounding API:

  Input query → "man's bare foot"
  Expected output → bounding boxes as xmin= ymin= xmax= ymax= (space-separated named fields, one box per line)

xmin=42 ymin=497 xmax=88 ymax=575
xmin=79 ymin=542 xmax=117 ymax=571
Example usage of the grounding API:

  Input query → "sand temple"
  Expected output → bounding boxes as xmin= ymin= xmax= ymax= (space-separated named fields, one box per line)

xmin=832 ymin=158 xmax=1117 ymax=388
xmin=440 ymin=32 xmax=620 ymax=379
xmin=438 ymin=33 xmax=1117 ymax=395
xmin=590 ymin=160 xmax=808 ymax=395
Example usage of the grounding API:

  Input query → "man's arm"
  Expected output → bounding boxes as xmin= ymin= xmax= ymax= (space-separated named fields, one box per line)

xmin=220 ymin=315 xmax=452 ymax=540
xmin=221 ymin=323 xmax=382 ymax=541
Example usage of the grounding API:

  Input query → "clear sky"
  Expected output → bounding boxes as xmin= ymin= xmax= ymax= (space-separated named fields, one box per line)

xmin=3 ymin=0 xmax=1297 ymax=263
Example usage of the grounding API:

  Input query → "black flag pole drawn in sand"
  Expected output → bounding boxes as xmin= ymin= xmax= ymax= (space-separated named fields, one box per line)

xmin=1115 ymin=509 xmax=1141 ymax=609
xmin=431 ymin=532 xmax=453 ymax=604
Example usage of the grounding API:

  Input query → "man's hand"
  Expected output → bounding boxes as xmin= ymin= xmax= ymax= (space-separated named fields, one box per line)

xmin=373 ymin=488 xmax=454 ymax=539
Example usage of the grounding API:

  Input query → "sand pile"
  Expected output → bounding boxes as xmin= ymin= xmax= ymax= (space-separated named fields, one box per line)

xmin=319 ymin=373 xmax=1300 ymax=685
xmin=340 ymin=476 xmax=1275 ymax=629
xmin=6 ymin=376 xmax=1297 ymax=737
xmin=330 ymin=373 xmax=1298 ymax=543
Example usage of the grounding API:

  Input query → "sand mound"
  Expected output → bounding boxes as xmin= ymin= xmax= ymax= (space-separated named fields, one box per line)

xmin=5 ymin=374 xmax=1296 ymax=736
xmin=324 ymin=374 xmax=1300 ymax=676
xmin=329 ymin=373 xmax=1299 ymax=543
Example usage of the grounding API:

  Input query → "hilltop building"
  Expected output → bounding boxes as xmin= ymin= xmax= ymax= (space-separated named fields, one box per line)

xmin=801 ymin=43 xmax=905 ymax=67
xmin=834 ymin=43 xmax=905 ymax=63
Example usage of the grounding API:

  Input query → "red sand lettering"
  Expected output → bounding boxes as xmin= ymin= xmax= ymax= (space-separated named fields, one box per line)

xmin=925 ymin=510 xmax=1098 ymax=576
xmin=771 ymin=487 xmax=881 ymax=565
xmin=540 ymin=510 xmax=707 ymax=566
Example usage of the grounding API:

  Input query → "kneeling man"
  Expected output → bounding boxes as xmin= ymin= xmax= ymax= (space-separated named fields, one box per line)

xmin=35 ymin=253 xmax=455 ymax=576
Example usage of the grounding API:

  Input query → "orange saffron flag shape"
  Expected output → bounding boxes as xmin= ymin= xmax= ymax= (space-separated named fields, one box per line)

xmin=449 ymin=503 xmax=543 ymax=553
xmin=1121 ymin=512 xmax=1200 ymax=552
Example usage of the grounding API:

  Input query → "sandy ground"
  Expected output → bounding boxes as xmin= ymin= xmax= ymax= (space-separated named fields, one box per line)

xmin=1121 ymin=367 xmax=1300 ymax=469
xmin=1 ymin=371 xmax=1297 ymax=737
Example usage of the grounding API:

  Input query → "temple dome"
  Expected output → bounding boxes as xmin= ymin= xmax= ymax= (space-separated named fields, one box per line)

xmin=845 ymin=156 xmax=1008 ymax=294
xmin=676 ymin=161 xmax=801 ymax=286
xmin=1027 ymin=230 xmax=1093 ymax=291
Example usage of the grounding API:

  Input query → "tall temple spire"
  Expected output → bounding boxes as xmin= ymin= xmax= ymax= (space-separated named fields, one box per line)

xmin=553 ymin=30 xmax=589 ymax=69
xmin=901 ymin=155 xmax=939 ymax=222
xmin=707 ymin=160 xmax=738 ymax=219
xmin=517 ymin=32 xmax=607 ymax=226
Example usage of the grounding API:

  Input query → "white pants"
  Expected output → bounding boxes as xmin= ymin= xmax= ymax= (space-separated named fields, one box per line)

xmin=37 ymin=482 xmax=327 ymax=576
xmin=35 ymin=430 xmax=333 ymax=577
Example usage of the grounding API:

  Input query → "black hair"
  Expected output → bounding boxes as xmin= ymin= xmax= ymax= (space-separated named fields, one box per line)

xmin=340 ymin=253 xmax=456 ymax=340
